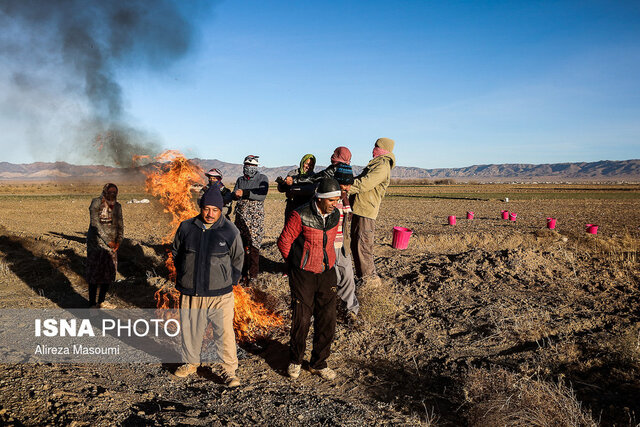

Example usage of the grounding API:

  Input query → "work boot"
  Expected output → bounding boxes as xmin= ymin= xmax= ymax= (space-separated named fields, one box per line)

xmin=222 ymin=372 xmax=241 ymax=388
xmin=287 ymin=363 xmax=301 ymax=379
xmin=174 ymin=363 xmax=198 ymax=378
xmin=309 ymin=367 xmax=336 ymax=381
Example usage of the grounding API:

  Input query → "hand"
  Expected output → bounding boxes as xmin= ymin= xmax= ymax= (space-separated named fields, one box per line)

xmin=234 ymin=189 xmax=243 ymax=198
xmin=285 ymin=176 xmax=293 ymax=186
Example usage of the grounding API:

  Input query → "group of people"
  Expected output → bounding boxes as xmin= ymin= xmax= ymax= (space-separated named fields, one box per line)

xmin=85 ymin=137 xmax=396 ymax=387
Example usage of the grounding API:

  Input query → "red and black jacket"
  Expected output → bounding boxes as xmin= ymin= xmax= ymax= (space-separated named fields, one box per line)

xmin=277 ymin=200 xmax=340 ymax=274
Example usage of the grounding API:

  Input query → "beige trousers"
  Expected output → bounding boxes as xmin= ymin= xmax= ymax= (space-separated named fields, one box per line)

xmin=179 ymin=293 xmax=237 ymax=375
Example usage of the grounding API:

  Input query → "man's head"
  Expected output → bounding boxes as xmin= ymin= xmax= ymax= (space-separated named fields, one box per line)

xmin=333 ymin=163 xmax=354 ymax=194
xmin=330 ymin=146 xmax=352 ymax=165
xmin=243 ymin=155 xmax=260 ymax=178
xmin=102 ymin=183 xmax=118 ymax=202
xmin=315 ymin=178 xmax=341 ymax=214
xmin=299 ymin=154 xmax=316 ymax=175
xmin=374 ymin=137 xmax=395 ymax=152
xmin=205 ymin=168 xmax=222 ymax=184
xmin=199 ymin=186 xmax=224 ymax=224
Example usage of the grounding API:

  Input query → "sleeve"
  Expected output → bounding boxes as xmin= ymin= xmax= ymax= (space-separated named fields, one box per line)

xmin=349 ymin=160 xmax=390 ymax=195
xmin=171 ymin=223 xmax=183 ymax=259
xmin=89 ymin=198 xmax=110 ymax=249
xmin=221 ymin=187 xmax=234 ymax=205
xmin=229 ymin=232 xmax=244 ymax=284
xmin=232 ymin=178 xmax=241 ymax=200
xmin=114 ymin=203 xmax=124 ymax=245
xmin=245 ymin=174 xmax=269 ymax=201
xmin=292 ymin=165 xmax=334 ymax=185
xmin=277 ymin=211 xmax=302 ymax=260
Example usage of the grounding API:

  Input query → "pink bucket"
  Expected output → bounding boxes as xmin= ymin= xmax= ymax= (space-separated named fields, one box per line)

xmin=509 ymin=212 xmax=517 ymax=221
xmin=448 ymin=216 xmax=456 ymax=226
xmin=501 ymin=210 xmax=509 ymax=220
xmin=392 ymin=227 xmax=412 ymax=249
xmin=467 ymin=211 xmax=474 ymax=220
xmin=546 ymin=218 xmax=556 ymax=229
xmin=586 ymin=224 xmax=598 ymax=235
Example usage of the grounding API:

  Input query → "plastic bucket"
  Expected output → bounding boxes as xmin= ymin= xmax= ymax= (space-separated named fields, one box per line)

xmin=448 ymin=216 xmax=456 ymax=226
xmin=467 ymin=211 xmax=474 ymax=220
xmin=501 ymin=210 xmax=509 ymax=220
xmin=509 ymin=212 xmax=517 ymax=221
xmin=587 ymin=224 xmax=598 ymax=235
xmin=546 ymin=218 xmax=556 ymax=229
xmin=392 ymin=226 xmax=412 ymax=249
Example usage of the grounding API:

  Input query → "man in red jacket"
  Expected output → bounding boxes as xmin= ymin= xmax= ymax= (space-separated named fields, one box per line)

xmin=277 ymin=178 xmax=341 ymax=381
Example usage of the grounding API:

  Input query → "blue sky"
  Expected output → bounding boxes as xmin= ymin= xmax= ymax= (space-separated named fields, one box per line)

xmin=1 ymin=0 xmax=639 ymax=168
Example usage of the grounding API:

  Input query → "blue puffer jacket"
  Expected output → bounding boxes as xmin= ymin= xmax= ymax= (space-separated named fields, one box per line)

xmin=171 ymin=215 xmax=244 ymax=296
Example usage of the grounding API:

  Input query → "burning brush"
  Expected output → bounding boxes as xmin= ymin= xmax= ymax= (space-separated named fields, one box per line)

xmin=137 ymin=150 xmax=283 ymax=343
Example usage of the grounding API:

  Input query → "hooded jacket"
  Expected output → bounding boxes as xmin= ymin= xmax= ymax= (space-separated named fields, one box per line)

xmin=348 ymin=138 xmax=396 ymax=219
xmin=171 ymin=214 xmax=244 ymax=297
xmin=277 ymin=200 xmax=340 ymax=274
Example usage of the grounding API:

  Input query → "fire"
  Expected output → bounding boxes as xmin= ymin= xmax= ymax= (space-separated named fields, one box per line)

xmin=141 ymin=150 xmax=283 ymax=342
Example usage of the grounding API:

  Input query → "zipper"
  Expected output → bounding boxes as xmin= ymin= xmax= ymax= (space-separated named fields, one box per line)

xmin=194 ymin=226 xmax=206 ymax=296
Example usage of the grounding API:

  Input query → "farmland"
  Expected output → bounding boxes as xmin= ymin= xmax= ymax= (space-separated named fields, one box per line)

xmin=0 ymin=182 xmax=639 ymax=425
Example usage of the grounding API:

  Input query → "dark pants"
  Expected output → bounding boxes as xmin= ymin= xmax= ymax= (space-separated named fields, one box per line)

xmin=288 ymin=266 xmax=337 ymax=370
xmin=88 ymin=282 xmax=110 ymax=306
xmin=350 ymin=214 xmax=376 ymax=278
xmin=242 ymin=246 xmax=260 ymax=279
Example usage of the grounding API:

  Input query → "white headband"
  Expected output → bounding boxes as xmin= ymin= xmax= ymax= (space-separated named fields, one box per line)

xmin=316 ymin=190 xmax=341 ymax=199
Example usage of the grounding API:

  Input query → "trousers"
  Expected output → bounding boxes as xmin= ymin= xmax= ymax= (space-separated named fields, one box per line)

xmin=350 ymin=214 xmax=376 ymax=278
xmin=288 ymin=266 xmax=337 ymax=370
xmin=179 ymin=292 xmax=238 ymax=375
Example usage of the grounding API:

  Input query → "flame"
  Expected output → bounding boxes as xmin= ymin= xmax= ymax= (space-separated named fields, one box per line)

xmin=141 ymin=150 xmax=283 ymax=342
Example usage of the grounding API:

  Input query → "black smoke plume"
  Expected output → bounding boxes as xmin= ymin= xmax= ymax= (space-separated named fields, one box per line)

xmin=0 ymin=0 xmax=212 ymax=166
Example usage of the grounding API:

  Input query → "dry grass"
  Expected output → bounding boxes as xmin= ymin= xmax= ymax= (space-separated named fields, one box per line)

xmin=486 ymin=300 xmax=553 ymax=344
xmin=464 ymin=367 xmax=597 ymax=427
xmin=410 ymin=230 xmax=544 ymax=254
xmin=358 ymin=277 xmax=400 ymax=324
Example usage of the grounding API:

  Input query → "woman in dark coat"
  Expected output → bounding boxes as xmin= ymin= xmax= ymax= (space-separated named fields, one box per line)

xmin=86 ymin=183 xmax=124 ymax=308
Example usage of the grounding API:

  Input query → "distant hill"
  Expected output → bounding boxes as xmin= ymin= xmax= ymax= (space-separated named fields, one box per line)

xmin=1 ymin=159 xmax=639 ymax=183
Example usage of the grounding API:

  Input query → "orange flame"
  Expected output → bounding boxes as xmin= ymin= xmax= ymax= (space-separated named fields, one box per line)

xmin=140 ymin=150 xmax=283 ymax=342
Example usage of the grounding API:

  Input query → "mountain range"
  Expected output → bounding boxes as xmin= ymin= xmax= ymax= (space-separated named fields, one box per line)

xmin=1 ymin=159 xmax=639 ymax=183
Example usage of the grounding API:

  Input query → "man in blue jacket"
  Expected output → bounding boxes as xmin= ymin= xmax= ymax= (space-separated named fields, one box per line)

xmin=171 ymin=186 xmax=244 ymax=387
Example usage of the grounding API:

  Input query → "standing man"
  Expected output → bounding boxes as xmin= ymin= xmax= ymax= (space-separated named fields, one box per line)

xmin=172 ymin=187 xmax=244 ymax=387
xmin=276 ymin=154 xmax=317 ymax=221
xmin=278 ymin=178 xmax=341 ymax=381
xmin=199 ymin=168 xmax=234 ymax=219
xmin=333 ymin=164 xmax=359 ymax=319
xmin=348 ymin=138 xmax=396 ymax=283
xmin=86 ymin=183 xmax=123 ymax=309
xmin=233 ymin=155 xmax=269 ymax=285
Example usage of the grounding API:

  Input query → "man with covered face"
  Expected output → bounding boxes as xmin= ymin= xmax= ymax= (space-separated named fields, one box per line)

xmin=86 ymin=183 xmax=123 ymax=308
xmin=348 ymin=138 xmax=396 ymax=284
xmin=277 ymin=178 xmax=342 ymax=381
xmin=233 ymin=155 xmax=269 ymax=284
xmin=172 ymin=186 xmax=244 ymax=387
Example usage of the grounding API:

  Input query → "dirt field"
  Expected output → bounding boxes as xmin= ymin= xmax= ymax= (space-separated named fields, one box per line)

xmin=1 ymin=183 xmax=639 ymax=426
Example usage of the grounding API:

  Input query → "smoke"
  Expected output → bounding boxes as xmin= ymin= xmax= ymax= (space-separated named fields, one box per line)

xmin=0 ymin=0 xmax=212 ymax=166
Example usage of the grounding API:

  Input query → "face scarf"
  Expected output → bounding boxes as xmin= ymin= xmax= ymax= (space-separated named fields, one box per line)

xmin=373 ymin=146 xmax=390 ymax=158
xmin=330 ymin=146 xmax=352 ymax=165
xmin=243 ymin=164 xmax=258 ymax=178
xmin=99 ymin=183 xmax=118 ymax=224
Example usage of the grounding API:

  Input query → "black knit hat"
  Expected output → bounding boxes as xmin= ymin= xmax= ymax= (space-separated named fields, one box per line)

xmin=316 ymin=178 xmax=341 ymax=199
xmin=199 ymin=186 xmax=223 ymax=210
xmin=333 ymin=163 xmax=354 ymax=185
